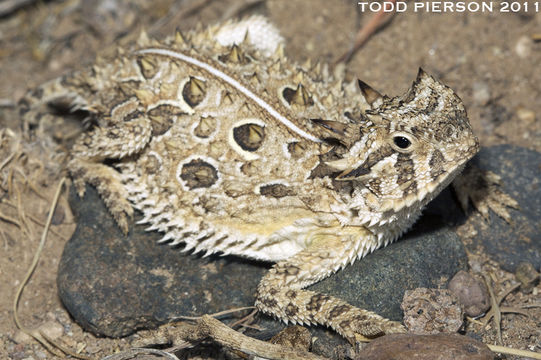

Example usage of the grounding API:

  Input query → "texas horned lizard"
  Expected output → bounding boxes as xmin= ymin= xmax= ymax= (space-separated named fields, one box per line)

xmin=21 ymin=16 xmax=484 ymax=342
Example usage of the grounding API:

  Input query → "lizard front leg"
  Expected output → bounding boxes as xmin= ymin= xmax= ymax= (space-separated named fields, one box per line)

xmin=69 ymin=98 xmax=152 ymax=233
xmin=453 ymin=163 xmax=519 ymax=222
xmin=255 ymin=225 xmax=405 ymax=344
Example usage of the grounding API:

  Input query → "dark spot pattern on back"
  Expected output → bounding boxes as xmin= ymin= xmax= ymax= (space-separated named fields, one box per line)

xmin=232 ymin=123 xmax=265 ymax=152
xmin=180 ymin=159 xmax=218 ymax=189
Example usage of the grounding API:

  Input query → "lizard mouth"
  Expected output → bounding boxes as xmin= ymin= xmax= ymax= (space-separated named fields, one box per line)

xmin=463 ymin=134 xmax=481 ymax=163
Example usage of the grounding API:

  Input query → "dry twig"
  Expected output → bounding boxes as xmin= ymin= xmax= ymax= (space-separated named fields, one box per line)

xmin=481 ymin=275 xmax=526 ymax=345
xmin=134 ymin=315 xmax=325 ymax=360
xmin=335 ymin=0 xmax=397 ymax=64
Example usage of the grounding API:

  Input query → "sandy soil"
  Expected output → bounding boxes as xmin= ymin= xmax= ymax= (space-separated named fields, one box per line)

xmin=0 ymin=0 xmax=539 ymax=359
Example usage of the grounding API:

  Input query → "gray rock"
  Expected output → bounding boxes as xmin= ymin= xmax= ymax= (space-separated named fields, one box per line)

xmin=58 ymin=183 xmax=467 ymax=351
xmin=58 ymin=184 xmax=267 ymax=338
xmin=312 ymin=219 xmax=467 ymax=322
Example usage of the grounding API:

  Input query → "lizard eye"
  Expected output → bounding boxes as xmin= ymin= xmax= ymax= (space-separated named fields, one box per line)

xmin=393 ymin=136 xmax=411 ymax=149
xmin=390 ymin=132 xmax=416 ymax=152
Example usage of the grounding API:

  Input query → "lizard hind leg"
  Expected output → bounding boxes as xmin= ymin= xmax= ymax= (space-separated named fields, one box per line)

xmin=19 ymin=72 xmax=91 ymax=136
xmin=255 ymin=226 xmax=406 ymax=344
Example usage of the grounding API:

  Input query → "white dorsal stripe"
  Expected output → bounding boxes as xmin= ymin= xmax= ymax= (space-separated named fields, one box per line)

xmin=135 ymin=48 xmax=322 ymax=143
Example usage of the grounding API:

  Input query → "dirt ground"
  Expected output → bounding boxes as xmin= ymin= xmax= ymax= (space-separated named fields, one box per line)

xmin=0 ymin=0 xmax=540 ymax=359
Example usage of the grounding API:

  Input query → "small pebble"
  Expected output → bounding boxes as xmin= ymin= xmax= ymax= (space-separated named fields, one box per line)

xmin=359 ymin=333 xmax=493 ymax=360
xmin=472 ymin=81 xmax=491 ymax=106
xmin=469 ymin=258 xmax=483 ymax=273
xmin=38 ymin=320 xmax=64 ymax=340
xmin=516 ymin=107 xmax=536 ymax=125
xmin=60 ymin=336 xmax=78 ymax=349
xmin=51 ymin=205 xmax=66 ymax=225
xmin=491 ymin=46 xmax=503 ymax=56
xmin=515 ymin=262 xmax=540 ymax=293
xmin=13 ymin=330 xmax=33 ymax=344
xmin=34 ymin=350 xmax=47 ymax=360
xmin=515 ymin=35 xmax=532 ymax=58
xmin=448 ymin=270 xmax=490 ymax=317
xmin=401 ymin=288 xmax=464 ymax=334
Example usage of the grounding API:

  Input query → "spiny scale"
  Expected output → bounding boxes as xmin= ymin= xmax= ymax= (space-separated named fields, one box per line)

xmin=21 ymin=16 xmax=479 ymax=343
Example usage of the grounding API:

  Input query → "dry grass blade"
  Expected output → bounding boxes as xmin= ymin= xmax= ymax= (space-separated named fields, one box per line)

xmin=170 ymin=307 xmax=261 ymax=331
xmin=0 ymin=211 xmax=21 ymax=226
xmin=487 ymin=344 xmax=541 ymax=359
xmin=475 ymin=274 xmax=540 ymax=358
xmin=229 ymin=308 xmax=259 ymax=329
xmin=12 ymin=177 xmax=93 ymax=360
xmin=171 ymin=306 xmax=255 ymax=321
xmin=522 ymin=302 xmax=541 ymax=309
xmin=15 ymin=181 xmax=35 ymax=250
xmin=481 ymin=275 xmax=524 ymax=346
xmin=482 ymin=274 xmax=503 ymax=344
xmin=0 ymin=150 xmax=16 ymax=172
xmin=498 ymin=306 xmax=530 ymax=317
xmin=2 ymin=199 xmax=71 ymax=240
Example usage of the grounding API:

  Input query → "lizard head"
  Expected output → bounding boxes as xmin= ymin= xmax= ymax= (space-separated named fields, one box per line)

xmin=327 ymin=69 xmax=479 ymax=215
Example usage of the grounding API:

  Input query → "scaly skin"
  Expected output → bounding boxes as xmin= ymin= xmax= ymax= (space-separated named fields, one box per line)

xmin=20 ymin=16 xmax=510 ymax=343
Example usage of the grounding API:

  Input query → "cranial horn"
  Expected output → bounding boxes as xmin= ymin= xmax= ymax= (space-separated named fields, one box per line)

xmin=358 ymin=79 xmax=383 ymax=107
